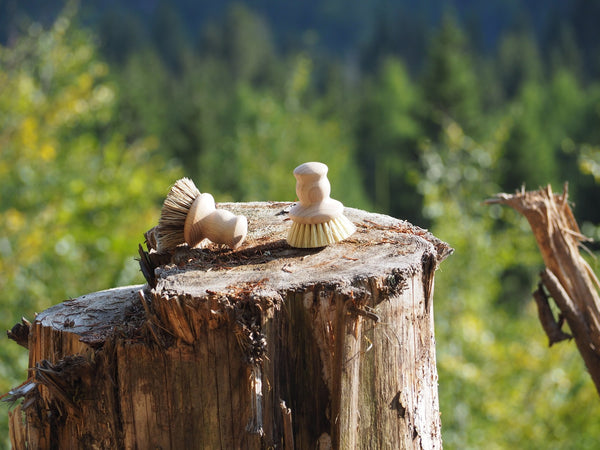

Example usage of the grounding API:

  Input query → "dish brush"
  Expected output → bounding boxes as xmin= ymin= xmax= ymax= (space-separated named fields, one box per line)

xmin=286 ymin=162 xmax=355 ymax=248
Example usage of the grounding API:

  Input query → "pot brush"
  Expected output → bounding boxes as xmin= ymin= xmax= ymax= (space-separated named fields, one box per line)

xmin=286 ymin=162 xmax=356 ymax=248
xmin=156 ymin=178 xmax=247 ymax=252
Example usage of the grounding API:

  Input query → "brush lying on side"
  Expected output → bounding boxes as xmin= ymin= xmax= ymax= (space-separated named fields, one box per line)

xmin=156 ymin=178 xmax=248 ymax=252
xmin=287 ymin=162 xmax=355 ymax=248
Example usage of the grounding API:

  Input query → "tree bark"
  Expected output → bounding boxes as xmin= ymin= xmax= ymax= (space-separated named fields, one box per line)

xmin=6 ymin=202 xmax=452 ymax=449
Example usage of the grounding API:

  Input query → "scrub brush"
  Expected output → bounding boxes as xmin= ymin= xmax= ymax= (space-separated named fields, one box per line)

xmin=156 ymin=178 xmax=247 ymax=252
xmin=286 ymin=162 xmax=356 ymax=248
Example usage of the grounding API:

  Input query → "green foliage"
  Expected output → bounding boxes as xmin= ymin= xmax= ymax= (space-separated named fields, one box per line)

xmin=422 ymin=121 xmax=600 ymax=449
xmin=203 ymin=55 xmax=368 ymax=206
xmin=0 ymin=11 xmax=179 ymax=444
xmin=198 ymin=3 xmax=278 ymax=85
xmin=356 ymin=57 xmax=424 ymax=224
xmin=580 ymin=144 xmax=600 ymax=182
xmin=421 ymin=14 xmax=482 ymax=136
xmin=498 ymin=82 xmax=559 ymax=190
xmin=112 ymin=4 xmax=367 ymax=207
xmin=498 ymin=69 xmax=595 ymax=198
xmin=151 ymin=1 xmax=191 ymax=72
xmin=2 ymin=3 xmax=600 ymax=448
xmin=496 ymin=30 xmax=543 ymax=100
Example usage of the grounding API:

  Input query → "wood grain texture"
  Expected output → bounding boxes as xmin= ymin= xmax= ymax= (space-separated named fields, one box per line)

xmin=8 ymin=202 xmax=451 ymax=449
xmin=487 ymin=186 xmax=600 ymax=394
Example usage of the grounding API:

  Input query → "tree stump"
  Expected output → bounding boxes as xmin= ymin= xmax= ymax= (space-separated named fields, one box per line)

xmin=7 ymin=202 xmax=452 ymax=449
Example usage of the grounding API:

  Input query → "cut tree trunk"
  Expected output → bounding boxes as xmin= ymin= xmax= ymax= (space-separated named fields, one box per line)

xmin=6 ymin=202 xmax=452 ymax=449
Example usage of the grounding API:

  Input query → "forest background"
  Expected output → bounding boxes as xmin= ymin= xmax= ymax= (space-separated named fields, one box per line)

xmin=2 ymin=0 xmax=600 ymax=448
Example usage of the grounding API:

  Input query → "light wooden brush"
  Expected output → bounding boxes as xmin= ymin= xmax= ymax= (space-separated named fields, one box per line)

xmin=156 ymin=178 xmax=247 ymax=252
xmin=286 ymin=162 xmax=356 ymax=248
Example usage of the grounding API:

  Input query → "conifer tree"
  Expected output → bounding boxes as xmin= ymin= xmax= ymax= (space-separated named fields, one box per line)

xmin=420 ymin=13 xmax=481 ymax=136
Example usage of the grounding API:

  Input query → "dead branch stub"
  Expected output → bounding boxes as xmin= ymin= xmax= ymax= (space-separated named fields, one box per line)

xmin=487 ymin=185 xmax=600 ymax=394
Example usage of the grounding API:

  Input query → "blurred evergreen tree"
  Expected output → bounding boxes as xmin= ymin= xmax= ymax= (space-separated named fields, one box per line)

xmin=198 ymin=3 xmax=278 ymax=85
xmin=200 ymin=55 xmax=369 ymax=207
xmin=497 ymin=82 xmax=557 ymax=190
xmin=569 ymin=0 xmax=600 ymax=78
xmin=576 ymin=85 xmax=600 ymax=210
xmin=0 ymin=9 xmax=180 ymax=445
xmin=151 ymin=0 xmax=191 ymax=72
xmin=109 ymin=3 xmax=284 ymax=183
xmin=497 ymin=68 xmax=597 ymax=197
xmin=549 ymin=71 xmax=600 ymax=225
xmin=113 ymin=47 xmax=170 ymax=141
xmin=545 ymin=22 xmax=583 ymax=78
xmin=356 ymin=57 xmax=425 ymax=224
xmin=420 ymin=13 xmax=482 ymax=137
xmin=359 ymin=7 xmax=428 ymax=75
xmin=496 ymin=30 xmax=543 ymax=100
xmin=97 ymin=7 xmax=147 ymax=65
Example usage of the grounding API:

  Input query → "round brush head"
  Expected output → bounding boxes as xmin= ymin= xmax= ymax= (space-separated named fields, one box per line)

xmin=287 ymin=214 xmax=356 ymax=248
xmin=156 ymin=178 xmax=201 ymax=252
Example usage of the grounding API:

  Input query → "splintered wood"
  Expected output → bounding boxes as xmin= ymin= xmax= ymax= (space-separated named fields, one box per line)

xmin=487 ymin=185 xmax=600 ymax=394
xmin=6 ymin=202 xmax=452 ymax=449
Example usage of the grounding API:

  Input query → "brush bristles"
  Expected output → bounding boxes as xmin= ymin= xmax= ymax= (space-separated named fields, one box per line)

xmin=287 ymin=215 xmax=356 ymax=248
xmin=156 ymin=178 xmax=201 ymax=252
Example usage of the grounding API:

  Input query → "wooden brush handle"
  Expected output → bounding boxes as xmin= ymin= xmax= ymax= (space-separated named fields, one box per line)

xmin=294 ymin=162 xmax=331 ymax=205
xmin=184 ymin=193 xmax=248 ymax=249
xmin=290 ymin=162 xmax=344 ymax=224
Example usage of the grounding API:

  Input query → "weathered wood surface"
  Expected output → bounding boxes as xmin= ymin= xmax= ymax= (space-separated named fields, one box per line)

xmin=487 ymin=186 xmax=600 ymax=394
xmin=8 ymin=202 xmax=452 ymax=449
